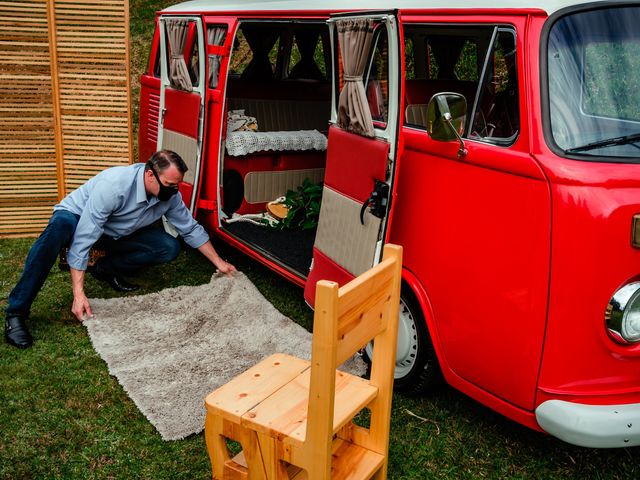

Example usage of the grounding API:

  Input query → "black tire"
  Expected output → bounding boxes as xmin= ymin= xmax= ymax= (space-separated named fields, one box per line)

xmin=364 ymin=285 xmax=442 ymax=394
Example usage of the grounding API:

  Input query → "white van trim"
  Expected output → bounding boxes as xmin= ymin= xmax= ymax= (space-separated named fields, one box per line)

xmin=536 ymin=400 xmax=640 ymax=448
xmin=164 ymin=0 xmax=602 ymax=16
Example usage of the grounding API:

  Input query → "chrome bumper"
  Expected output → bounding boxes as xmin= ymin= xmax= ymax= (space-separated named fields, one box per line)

xmin=536 ymin=399 xmax=640 ymax=448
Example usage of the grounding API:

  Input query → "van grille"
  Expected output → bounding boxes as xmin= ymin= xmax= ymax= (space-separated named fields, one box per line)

xmin=147 ymin=92 xmax=160 ymax=144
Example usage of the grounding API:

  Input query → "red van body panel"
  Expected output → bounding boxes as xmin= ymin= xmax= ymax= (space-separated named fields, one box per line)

xmin=521 ymin=15 xmax=640 ymax=412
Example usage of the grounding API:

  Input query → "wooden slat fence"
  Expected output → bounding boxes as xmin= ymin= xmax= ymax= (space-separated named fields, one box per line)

xmin=0 ymin=0 xmax=132 ymax=238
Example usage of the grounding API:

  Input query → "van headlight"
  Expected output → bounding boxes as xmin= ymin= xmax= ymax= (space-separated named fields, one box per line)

xmin=606 ymin=282 xmax=640 ymax=344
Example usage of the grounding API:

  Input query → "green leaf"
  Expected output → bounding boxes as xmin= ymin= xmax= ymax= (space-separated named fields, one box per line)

xmin=274 ymin=178 xmax=323 ymax=230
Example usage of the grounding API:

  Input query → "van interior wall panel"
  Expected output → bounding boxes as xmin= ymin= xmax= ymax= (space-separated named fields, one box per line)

xmin=223 ymin=151 xmax=326 ymax=215
xmin=226 ymin=80 xmax=331 ymax=101
xmin=227 ymin=98 xmax=330 ymax=132
xmin=226 ymin=80 xmax=331 ymax=132
xmin=244 ymin=168 xmax=325 ymax=204
xmin=161 ymin=129 xmax=198 ymax=185
xmin=0 ymin=0 xmax=132 ymax=238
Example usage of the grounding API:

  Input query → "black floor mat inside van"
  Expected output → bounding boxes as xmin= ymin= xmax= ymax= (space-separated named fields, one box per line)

xmin=222 ymin=221 xmax=316 ymax=276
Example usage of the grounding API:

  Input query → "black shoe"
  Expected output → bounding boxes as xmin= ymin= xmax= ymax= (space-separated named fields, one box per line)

xmin=5 ymin=316 xmax=33 ymax=349
xmin=91 ymin=265 xmax=139 ymax=293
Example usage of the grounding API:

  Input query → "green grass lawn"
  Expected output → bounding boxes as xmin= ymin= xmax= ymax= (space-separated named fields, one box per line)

xmin=1 ymin=237 xmax=639 ymax=479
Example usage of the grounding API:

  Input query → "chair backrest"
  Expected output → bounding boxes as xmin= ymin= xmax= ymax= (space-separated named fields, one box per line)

xmin=305 ymin=244 xmax=402 ymax=469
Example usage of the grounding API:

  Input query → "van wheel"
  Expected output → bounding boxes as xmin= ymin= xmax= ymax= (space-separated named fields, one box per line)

xmin=364 ymin=287 xmax=442 ymax=394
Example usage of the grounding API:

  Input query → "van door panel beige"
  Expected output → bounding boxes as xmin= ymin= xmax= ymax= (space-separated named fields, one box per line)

xmin=314 ymin=186 xmax=381 ymax=276
xmin=161 ymin=129 xmax=198 ymax=184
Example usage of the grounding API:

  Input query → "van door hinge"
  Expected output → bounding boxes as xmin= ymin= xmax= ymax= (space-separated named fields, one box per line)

xmin=198 ymin=199 xmax=216 ymax=211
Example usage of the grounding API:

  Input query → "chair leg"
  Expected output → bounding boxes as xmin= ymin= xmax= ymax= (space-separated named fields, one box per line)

xmin=206 ymin=412 xmax=272 ymax=480
xmin=204 ymin=413 xmax=232 ymax=479
xmin=256 ymin=432 xmax=290 ymax=479
xmin=236 ymin=426 xmax=268 ymax=480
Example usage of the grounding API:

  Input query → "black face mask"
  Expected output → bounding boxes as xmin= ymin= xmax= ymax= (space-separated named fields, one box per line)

xmin=150 ymin=167 xmax=179 ymax=201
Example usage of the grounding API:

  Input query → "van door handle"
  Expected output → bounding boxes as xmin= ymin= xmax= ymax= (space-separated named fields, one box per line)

xmin=359 ymin=180 xmax=389 ymax=225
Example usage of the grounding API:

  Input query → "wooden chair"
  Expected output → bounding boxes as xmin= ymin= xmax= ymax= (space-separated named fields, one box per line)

xmin=204 ymin=244 xmax=402 ymax=479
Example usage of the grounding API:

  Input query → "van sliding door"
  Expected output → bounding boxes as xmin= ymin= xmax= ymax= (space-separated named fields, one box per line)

xmin=304 ymin=11 xmax=402 ymax=306
xmin=158 ymin=15 xmax=206 ymax=212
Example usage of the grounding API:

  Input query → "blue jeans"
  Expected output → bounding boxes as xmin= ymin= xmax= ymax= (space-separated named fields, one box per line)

xmin=6 ymin=210 xmax=180 ymax=318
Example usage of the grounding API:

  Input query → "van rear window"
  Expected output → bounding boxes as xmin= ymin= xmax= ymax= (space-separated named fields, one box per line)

xmin=229 ymin=23 xmax=329 ymax=81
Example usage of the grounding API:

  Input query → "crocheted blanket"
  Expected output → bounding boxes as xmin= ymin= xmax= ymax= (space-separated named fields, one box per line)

xmin=226 ymin=130 xmax=327 ymax=156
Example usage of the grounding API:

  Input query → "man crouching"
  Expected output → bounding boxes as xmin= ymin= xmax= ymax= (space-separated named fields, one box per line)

xmin=5 ymin=150 xmax=235 ymax=348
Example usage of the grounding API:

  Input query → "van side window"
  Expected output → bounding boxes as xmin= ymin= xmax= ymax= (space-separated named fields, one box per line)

xmin=164 ymin=19 xmax=200 ymax=91
xmin=153 ymin=44 xmax=161 ymax=78
xmin=365 ymin=25 xmax=390 ymax=126
xmin=207 ymin=25 xmax=227 ymax=88
xmin=403 ymin=25 xmax=519 ymax=145
xmin=453 ymin=41 xmax=480 ymax=81
xmin=230 ymin=31 xmax=251 ymax=75
xmin=469 ymin=29 xmax=519 ymax=144
xmin=230 ymin=26 xmax=280 ymax=80
xmin=186 ymin=33 xmax=200 ymax=87
xmin=288 ymin=28 xmax=328 ymax=80
xmin=334 ymin=21 xmax=389 ymax=128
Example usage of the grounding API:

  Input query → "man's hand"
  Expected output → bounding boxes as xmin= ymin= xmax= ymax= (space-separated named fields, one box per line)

xmin=197 ymin=240 xmax=237 ymax=277
xmin=214 ymin=257 xmax=237 ymax=276
xmin=70 ymin=267 xmax=93 ymax=321
xmin=72 ymin=293 xmax=93 ymax=322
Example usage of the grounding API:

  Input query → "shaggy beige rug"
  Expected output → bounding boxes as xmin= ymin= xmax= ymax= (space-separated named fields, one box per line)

xmin=84 ymin=272 xmax=365 ymax=441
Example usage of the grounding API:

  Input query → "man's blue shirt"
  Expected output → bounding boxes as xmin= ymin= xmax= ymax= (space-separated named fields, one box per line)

xmin=54 ymin=163 xmax=209 ymax=270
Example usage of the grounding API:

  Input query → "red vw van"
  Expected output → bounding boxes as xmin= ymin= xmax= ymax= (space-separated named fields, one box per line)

xmin=138 ymin=0 xmax=640 ymax=447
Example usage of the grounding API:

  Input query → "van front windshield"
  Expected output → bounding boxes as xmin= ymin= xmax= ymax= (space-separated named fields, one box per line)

xmin=547 ymin=5 xmax=640 ymax=161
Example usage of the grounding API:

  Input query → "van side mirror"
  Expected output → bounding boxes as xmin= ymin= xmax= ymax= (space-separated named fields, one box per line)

xmin=427 ymin=93 xmax=468 ymax=158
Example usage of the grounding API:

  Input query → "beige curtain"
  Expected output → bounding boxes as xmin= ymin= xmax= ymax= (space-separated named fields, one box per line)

xmin=336 ymin=18 xmax=375 ymax=138
xmin=207 ymin=26 xmax=227 ymax=88
xmin=166 ymin=19 xmax=192 ymax=91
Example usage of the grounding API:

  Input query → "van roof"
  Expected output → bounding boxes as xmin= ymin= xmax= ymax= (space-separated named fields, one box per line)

xmin=161 ymin=0 xmax=607 ymax=16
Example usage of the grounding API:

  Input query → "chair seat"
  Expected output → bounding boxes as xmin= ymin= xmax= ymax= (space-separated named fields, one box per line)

xmin=240 ymin=368 xmax=378 ymax=443
xmin=205 ymin=353 xmax=311 ymax=423
xmin=290 ymin=439 xmax=385 ymax=480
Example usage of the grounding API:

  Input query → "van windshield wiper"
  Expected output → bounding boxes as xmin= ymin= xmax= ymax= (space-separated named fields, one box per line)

xmin=565 ymin=132 xmax=640 ymax=153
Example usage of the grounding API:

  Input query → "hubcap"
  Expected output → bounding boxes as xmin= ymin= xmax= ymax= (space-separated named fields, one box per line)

xmin=366 ymin=297 xmax=418 ymax=379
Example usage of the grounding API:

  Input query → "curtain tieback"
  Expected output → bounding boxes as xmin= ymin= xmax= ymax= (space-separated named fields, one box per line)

xmin=170 ymin=54 xmax=183 ymax=60
xmin=343 ymin=74 xmax=362 ymax=82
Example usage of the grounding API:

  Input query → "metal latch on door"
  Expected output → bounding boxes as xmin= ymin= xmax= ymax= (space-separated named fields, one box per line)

xmin=360 ymin=180 xmax=390 ymax=225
